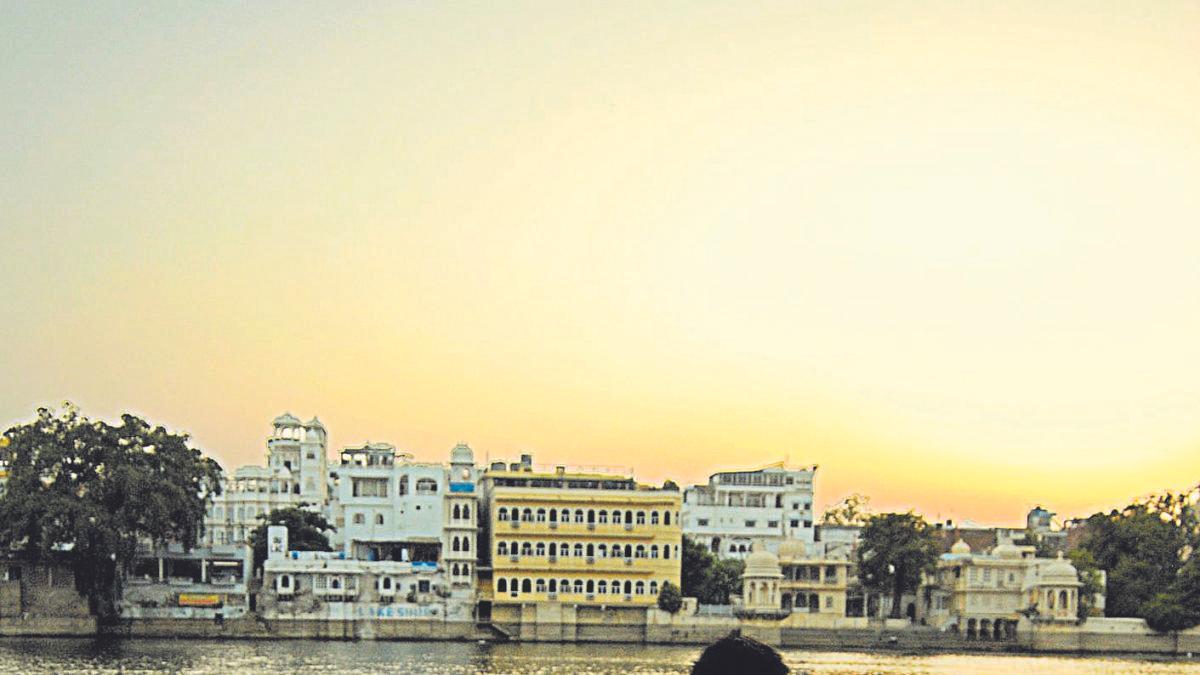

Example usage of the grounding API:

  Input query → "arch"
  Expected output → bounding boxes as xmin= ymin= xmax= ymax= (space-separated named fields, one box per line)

xmin=612 ymin=579 xmax=621 ymax=594
xmin=586 ymin=579 xmax=595 ymax=594
xmin=462 ymin=537 xmax=470 ymax=552
xmin=650 ymin=545 xmax=659 ymax=559
xmin=535 ymin=542 xmax=546 ymax=556
xmin=398 ymin=475 xmax=409 ymax=495
xmin=612 ymin=510 xmax=623 ymax=524
xmin=462 ymin=504 xmax=471 ymax=519
xmin=536 ymin=508 xmax=547 ymax=522
xmin=416 ymin=477 xmax=438 ymax=494
xmin=453 ymin=537 xmax=461 ymax=552
xmin=663 ymin=545 xmax=670 ymax=560
xmin=624 ymin=580 xmax=633 ymax=595
xmin=521 ymin=507 xmax=533 ymax=522
xmin=624 ymin=544 xmax=633 ymax=558
xmin=587 ymin=509 xmax=596 ymax=524
xmin=560 ymin=508 xmax=571 ymax=523
xmin=521 ymin=542 xmax=532 ymax=556
xmin=536 ymin=578 xmax=546 ymax=592
xmin=651 ymin=511 xmax=660 ymax=526
xmin=497 ymin=578 xmax=508 ymax=593
xmin=353 ymin=513 xmax=365 ymax=525
xmin=1059 ymin=590 xmax=1069 ymax=612
xmin=574 ymin=509 xmax=585 ymax=523
xmin=453 ymin=504 xmax=461 ymax=519
xmin=549 ymin=508 xmax=558 ymax=523
xmin=522 ymin=579 xmax=532 ymax=594
xmin=549 ymin=579 xmax=557 ymax=593
xmin=598 ymin=580 xmax=608 ymax=594
xmin=664 ymin=511 xmax=671 ymax=526
xmin=561 ymin=578 xmax=571 ymax=594
xmin=598 ymin=543 xmax=608 ymax=558
xmin=650 ymin=581 xmax=659 ymax=596
xmin=549 ymin=542 xmax=558 ymax=556
xmin=599 ymin=510 xmax=608 ymax=524
xmin=573 ymin=543 xmax=584 ymax=557
xmin=498 ymin=507 xmax=509 ymax=521
xmin=636 ymin=544 xmax=646 ymax=558
xmin=375 ymin=513 xmax=385 ymax=526
xmin=498 ymin=541 xmax=508 ymax=555
xmin=636 ymin=511 xmax=646 ymax=525
xmin=586 ymin=543 xmax=595 ymax=557
xmin=573 ymin=579 xmax=584 ymax=594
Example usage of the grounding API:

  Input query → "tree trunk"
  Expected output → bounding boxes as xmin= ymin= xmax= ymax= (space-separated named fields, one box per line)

xmin=890 ymin=575 xmax=904 ymax=619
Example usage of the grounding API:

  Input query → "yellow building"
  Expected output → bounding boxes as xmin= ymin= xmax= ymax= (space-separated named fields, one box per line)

xmin=480 ymin=455 xmax=681 ymax=623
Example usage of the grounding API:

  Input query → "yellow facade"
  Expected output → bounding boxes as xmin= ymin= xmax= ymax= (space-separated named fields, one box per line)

xmin=482 ymin=467 xmax=681 ymax=608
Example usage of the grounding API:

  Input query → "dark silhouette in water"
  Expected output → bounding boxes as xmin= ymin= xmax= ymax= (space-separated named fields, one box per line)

xmin=691 ymin=631 xmax=789 ymax=674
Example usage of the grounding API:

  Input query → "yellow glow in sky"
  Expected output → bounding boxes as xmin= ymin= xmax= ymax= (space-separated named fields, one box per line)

xmin=3 ymin=2 xmax=1200 ymax=524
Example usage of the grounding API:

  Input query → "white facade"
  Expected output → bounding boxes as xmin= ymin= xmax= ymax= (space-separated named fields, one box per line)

xmin=206 ymin=413 xmax=329 ymax=546
xmin=683 ymin=463 xmax=817 ymax=559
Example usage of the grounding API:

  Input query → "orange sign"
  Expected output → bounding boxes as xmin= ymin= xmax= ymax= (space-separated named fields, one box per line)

xmin=178 ymin=594 xmax=222 ymax=607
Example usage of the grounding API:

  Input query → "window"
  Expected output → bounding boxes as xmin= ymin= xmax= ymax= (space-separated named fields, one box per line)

xmin=498 ymin=508 xmax=509 ymax=521
xmin=697 ymin=518 xmax=709 ymax=527
xmin=574 ymin=509 xmax=585 ymax=523
xmin=353 ymin=513 xmax=365 ymax=525
xmin=418 ymin=580 xmax=430 ymax=593
xmin=598 ymin=580 xmax=608 ymax=594
xmin=573 ymin=579 xmax=584 ymax=594
xmin=498 ymin=542 xmax=508 ymax=555
xmin=415 ymin=478 xmax=438 ymax=495
xmin=664 ymin=511 xmax=671 ymax=526
xmin=635 ymin=581 xmax=645 ymax=595
xmin=497 ymin=578 xmax=507 ymax=593
xmin=651 ymin=512 xmax=660 ymax=526
xmin=599 ymin=510 xmax=608 ymax=524
xmin=745 ymin=520 xmax=756 ymax=528
xmin=398 ymin=475 xmax=409 ymax=495
xmin=535 ymin=542 xmax=546 ymax=556
xmin=636 ymin=512 xmax=646 ymax=525
xmin=462 ymin=504 xmax=471 ymax=519
xmin=790 ymin=520 xmax=800 ymax=528
xmin=767 ymin=520 xmax=779 ymax=528
xmin=536 ymin=508 xmax=546 ymax=522
xmin=650 ymin=581 xmax=659 ymax=595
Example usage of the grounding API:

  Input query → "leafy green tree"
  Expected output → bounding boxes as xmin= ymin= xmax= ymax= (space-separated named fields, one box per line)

xmin=856 ymin=512 xmax=940 ymax=618
xmin=822 ymin=493 xmax=871 ymax=526
xmin=1077 ymin=505 xmax=1188 ymax=618
xmin=248 ymin=506 xmax=335 ymax=570
xmin=657 ymin=580 xmax=683 ymax=613
xmin=681 ymin=536 xmax=744 ymax=605
xmin=1142 ymin=593 xmax=1195 ymax=633
xmin=1068 ymin=549 xmax=1105 ymax=621
xmin=0 ymin=405 xmax=223 ymax=620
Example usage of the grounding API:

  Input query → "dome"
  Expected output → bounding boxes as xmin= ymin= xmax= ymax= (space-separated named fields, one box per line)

xmin=993 ymin=542 xmax=1021 ymax=559
xmin=304 ymin=416 xmax=325 ymax=429
xmin=1040 ymin=552 xmax=1078 ymax=584
xmin=950 ymin=538 xmax=972 ymax=555
xmin=450 ymin=442 xmax=474 ymax=465
xmin=777 ymin=539 xmax=808 ymax=560
xmin=273 ymin=412 xmax=301 ymax=427
xmin=743 ymin=543 xmax=782 ymax=578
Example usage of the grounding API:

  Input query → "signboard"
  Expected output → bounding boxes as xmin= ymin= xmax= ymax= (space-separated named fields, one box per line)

xmin=178 ymin=594 xmax=222 ymax=607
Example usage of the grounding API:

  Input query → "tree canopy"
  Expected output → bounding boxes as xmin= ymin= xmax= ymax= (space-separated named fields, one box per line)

xmin=1077 ymin=487 xmax=1200 ymax=632
xmin=856 ymin=512 xmax=940 ymax=618
xmin=248 ymin=505 xmax=335 ymax=570
xmin=0 ymin=405 xmax=223 ymax=619
xmin=657 ymin=579 xmax=683 ymax=613
xmin=681 ymin=536 xmax=743 ymax=605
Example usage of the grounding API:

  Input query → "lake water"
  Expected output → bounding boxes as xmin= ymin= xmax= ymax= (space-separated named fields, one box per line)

xmin=1 ymin=639 xmax=1198 ymax=674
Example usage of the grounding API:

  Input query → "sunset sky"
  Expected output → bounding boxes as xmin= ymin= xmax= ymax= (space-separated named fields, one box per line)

xmin=3 ymin=2 xmax=1200 ymax=525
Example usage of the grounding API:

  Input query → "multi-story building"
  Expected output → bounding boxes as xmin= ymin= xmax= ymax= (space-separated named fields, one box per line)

xmin=740 ymin=539 xmax=852 ymax=623
xmin=327 ymin=441 xmax=480 ymax=595
xmin=479 ymin=454 xmax=682 ymax=627
xmin=683 ymin=462 xmax=817 ymax=559
xmin=205 ymin=413 xmax=329 ymax=545
xmin=920 ymin=539 xmax=1086 ymax=639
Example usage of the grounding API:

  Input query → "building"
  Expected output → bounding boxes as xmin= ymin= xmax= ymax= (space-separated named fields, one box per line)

xmin=683 ymin=463 xmax=817 ymax=560
xmin=479 ymin=454 xmax=682 ymax=627
xmin=205 ymin=413 xmax=329 ymax=546
xmin=921 ymin=539 xmax=1087 ymax=639
xmin=121 ymin=542 xmax=252 ymax=620
xmin=740 ymin=539 xmax=852 ymax=622
xmin=326 ymin=441 xmax=480 ymax=595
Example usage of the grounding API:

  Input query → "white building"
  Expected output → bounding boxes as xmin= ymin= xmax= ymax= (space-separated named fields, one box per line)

xmin=682 ymin=463 xmax=817 ymax=559
xmin=327 ymin=441 xmax=480 ymax=594
xmin=206 ymin=413 xmax=329 ymax=546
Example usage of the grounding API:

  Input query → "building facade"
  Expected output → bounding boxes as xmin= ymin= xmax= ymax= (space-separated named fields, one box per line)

xmin=480 ymin=455 xmax=682 ymax=624
xmin=683 ymin=463 xmax=816 ymax=559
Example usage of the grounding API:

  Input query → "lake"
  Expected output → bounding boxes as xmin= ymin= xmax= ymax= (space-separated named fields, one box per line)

xmin=1 ymin=639 xmax=1197 ymax=674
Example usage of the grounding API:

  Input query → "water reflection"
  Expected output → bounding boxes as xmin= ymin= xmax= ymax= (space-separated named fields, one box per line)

xmin=0 ymin=638 xmax=1197 ymax=674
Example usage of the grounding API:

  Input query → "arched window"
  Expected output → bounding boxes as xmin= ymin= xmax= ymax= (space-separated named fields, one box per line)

xmin=598 ymin=544 xmax=608 ymax=558
xmin=598 ymin=580 xmax=608 ymax=595
xmin=522 ymin=508 xmax=533 ymax=522
xmin=624 ymin=580 xmax=632 ymax=595
xmin=521 ymin=542 xmax=532 ymax=555
xmin=573 ymin=579 xmax=584 ymax=594
xmin=398 ymin=475 xmax=409 ymax=495
xmin=650 ymin=545 xmax=659 ymax=559
xmin=453 ymin=537 xmax=461 ymax=552
xmin=574 ymin=543 xmax=584 ymax=557
xmin=611 ymin=510 xmax=622 ymax=524
xmin=375 ymin=513 xmax=385 ymax=526
xmin=536 ymin=508 xmax=546 ymax=522
xmin=549 ymin=509 xmax=558 ymax=523
xmin=636 ymin=545 xmax=646 ymax=558
xmin=626 ymin=510 xmax=635 ymax=524
xmin=561 ymin=578 xmax=571 ymax=594
xmin=663 ymin=511 xmax=671 ymax=526
xmin=587 ymin=509 xmax=595 ymax=524
xmin=498 ymin=507 xmax=509 ymax=522
xmin=536 ymin=579 xmax=546 ymax=592
xmin=496 ymin=578 xmax=507 ymax=594
xmin=463 ymin=504 xmax=470 ymax=519
xmin=612 ymin=579 xmax=621 ymax=594
xmin=522 ymin=579 xmax=532 ymax=594
xmin=650 ymin=581 xmax=659 ymax=595
xmin=560 ymin=509 xmax=571 ymax=523
xmin=549 ymin=542 xmax=558 ymax=556
xmin=635 ymin=581 xmax=645 ymax=595
xmin=453 ymin=504 xmax=461 ymax=519
xmin=462 ymin=537 xmax=470 ymax=552
xmin=498 ymin=542 xmax=508 ymax=555
xmin=574 ymin=509 xmax=585 ymax=523
xmin=624 ymin=544 xmax=633 ymax=558
xmin=599 ymin=510 xmax=608 ymax=524
xmin=382 ymin=576 xmax=393 ymax=590
xmin=651 ymin=511 xmax=660 ymax=526
xmin=663 ymin=545 xmax=670 ymax=560
xmin=586 ymin=579 xmax=595 ymax=593
xmin=549 ymin=579 xmax=558 ymax=593
xmin=636 ymin=511 xmax=646 ymax=525
xmin=353 ymin=513 xmax=365 ymax=525
xmin=586 ymin=543 xmax=594 ymax=557
xmin=535 ymin=542 xmax=546 ymax=556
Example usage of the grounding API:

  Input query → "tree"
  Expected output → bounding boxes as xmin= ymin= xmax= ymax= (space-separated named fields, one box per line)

xmin=657 ymin=580 xmax=683 ymax=613
xmin=248 ymin=506 xmax=335 ymax=571
xmin=0 ymin=405 xmax=223 ymax=620
xmin=681 ymin=536 xmax=743 ymax=605
xmin=856 ymin=512 xmax=939 ymax=619
xmin=1077 ymin=503 xmax=1189 ymax=618
xmin=1142 ymin=593 xmax=1195 ymax=633
xmin=1068 ymin=549 xmax=1105 ymax=621
xmin=822 ymin=493 xmax=871 ymax=526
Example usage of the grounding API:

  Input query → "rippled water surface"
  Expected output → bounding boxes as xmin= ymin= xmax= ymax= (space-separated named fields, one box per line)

xmin=1 ymin=639 xmax=1199 ymax=674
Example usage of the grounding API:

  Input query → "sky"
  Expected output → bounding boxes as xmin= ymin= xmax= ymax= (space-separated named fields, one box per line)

xmin=3 ymin=2 xmax=1200 ymax=526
